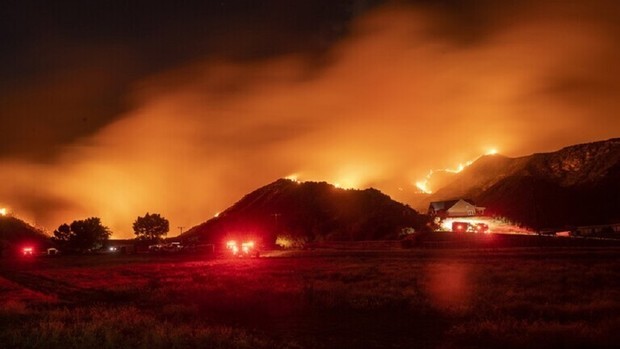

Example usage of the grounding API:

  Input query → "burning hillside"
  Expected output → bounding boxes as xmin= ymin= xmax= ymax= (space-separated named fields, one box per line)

xmin=182 ymin=178 xmax=428 ymax=246
xmin=417 ymin=138 xmax=620 ymax=229
xmin=0 ymin=215 xmax=51 ymax=256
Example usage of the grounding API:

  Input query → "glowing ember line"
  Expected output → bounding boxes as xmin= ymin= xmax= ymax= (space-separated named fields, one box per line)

xmin=415 ymin=149 xmax=498 ymax=194
xmin=415 ymin=172 xmax=433 ymax=194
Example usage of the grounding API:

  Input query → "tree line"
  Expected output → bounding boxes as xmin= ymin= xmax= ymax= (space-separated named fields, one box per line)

xmin=52 ymin=213 xmax=170 ymax=253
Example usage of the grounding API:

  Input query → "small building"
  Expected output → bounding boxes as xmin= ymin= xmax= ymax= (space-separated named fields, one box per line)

xmin=428 ymin=199 xmax=485 ymax=218
xmin=117 ymin=245 xmax=135 ymax=254
xmin=572 ymin=223 xmax=620 ymax=237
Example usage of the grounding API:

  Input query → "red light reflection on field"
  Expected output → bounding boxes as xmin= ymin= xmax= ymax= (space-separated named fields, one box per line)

xmin=424 ymin=263 xmax=471 ymax=313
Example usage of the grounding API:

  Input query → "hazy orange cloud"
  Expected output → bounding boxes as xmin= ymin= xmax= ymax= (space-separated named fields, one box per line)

xmin=2 ymin=3 xmax=619 ymax=237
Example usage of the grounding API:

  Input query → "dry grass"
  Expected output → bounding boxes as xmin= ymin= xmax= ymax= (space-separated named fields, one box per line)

xmin=1 ymin=248 xmax=620 ymax=348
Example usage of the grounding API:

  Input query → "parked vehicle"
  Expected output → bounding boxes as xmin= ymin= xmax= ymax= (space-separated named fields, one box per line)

xmin=451 ymin=221 xmax=489 ymax=233
xmin=226 ymin=240 xmax=260 ymax=258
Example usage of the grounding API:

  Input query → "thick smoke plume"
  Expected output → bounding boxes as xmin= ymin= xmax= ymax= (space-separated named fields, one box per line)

xmin=2 ymin=3 xmax=619 ymax=237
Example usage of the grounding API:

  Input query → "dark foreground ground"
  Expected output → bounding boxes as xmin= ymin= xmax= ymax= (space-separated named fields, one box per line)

xmin=1 ymin=244 xmax=620 ymax=348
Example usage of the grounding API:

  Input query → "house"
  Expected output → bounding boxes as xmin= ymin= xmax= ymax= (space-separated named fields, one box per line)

xmin=428 ymin=199 xmax=486 ymax=218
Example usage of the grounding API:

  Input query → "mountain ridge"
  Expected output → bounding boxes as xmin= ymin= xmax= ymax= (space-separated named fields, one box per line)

xmin=418 ymin=138 xmax=620 ymax=228
xmin=183 ymin=179 xmax=428 ymax=245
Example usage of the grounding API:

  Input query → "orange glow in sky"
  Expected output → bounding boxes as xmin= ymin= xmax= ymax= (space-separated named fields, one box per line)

xmin=1 ymin=2 xmax=619 ymax=238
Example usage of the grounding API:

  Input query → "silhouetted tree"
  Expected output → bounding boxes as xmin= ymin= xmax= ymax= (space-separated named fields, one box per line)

xmin=52 ymin=218 xmax=111 ymax=253
xmin=51 ymin=223 xmax=71 ymax=250
xmin=133 ymin=213 xmax=169 ymax=243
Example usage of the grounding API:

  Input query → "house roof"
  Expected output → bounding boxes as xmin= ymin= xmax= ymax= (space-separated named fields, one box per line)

xmin=429 ymin=199 xmax=476 ymax=211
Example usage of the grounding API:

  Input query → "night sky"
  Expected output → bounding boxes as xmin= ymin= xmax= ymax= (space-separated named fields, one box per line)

xmin=2 ymin=0 xmax=620 ymax=237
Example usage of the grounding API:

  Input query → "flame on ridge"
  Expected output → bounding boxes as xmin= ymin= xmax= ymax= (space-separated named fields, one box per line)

xmin=415 ymin=149 xmax=498 ymax=194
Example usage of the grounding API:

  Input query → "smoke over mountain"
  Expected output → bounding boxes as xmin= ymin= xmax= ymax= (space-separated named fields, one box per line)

xmin=1 ymin=2 xmax=620 ymax=237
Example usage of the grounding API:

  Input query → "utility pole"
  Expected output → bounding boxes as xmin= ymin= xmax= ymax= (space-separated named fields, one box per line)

xmin=178 ymin=226 xmax=185 ymax=235
xmin=271 ymin=213 xmax=281 ymax=234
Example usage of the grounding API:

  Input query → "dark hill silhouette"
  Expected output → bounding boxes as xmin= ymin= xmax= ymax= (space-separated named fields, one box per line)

xmin=419 ymin=138 xmax=620 ymax=229
xmin=183 ymin=179 xmax=428 ymax=245
xmin=0 ymin=215 xmax=51 ymax=256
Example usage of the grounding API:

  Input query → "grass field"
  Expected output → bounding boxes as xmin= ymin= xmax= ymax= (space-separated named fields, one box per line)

xmin=1 ymin=247 xmax=620 ymax=348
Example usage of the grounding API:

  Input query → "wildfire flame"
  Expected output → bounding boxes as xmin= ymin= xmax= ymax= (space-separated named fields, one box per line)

xmin=415 ymin=149 xmax=499 ymax=194
xmin=285 ymin=174 xmax=300 ymax=183
xmin=0 ymin=208 xmax=6 ymax=216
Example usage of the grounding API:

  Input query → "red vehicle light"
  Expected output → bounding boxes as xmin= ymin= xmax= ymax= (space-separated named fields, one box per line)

xmin=452 ymin=222 xmax=469 ymax=232
xmin=226 ymin=240 xmax=258 ymax=257
xmin=226 ymin=240 xmax=239 ymax=255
